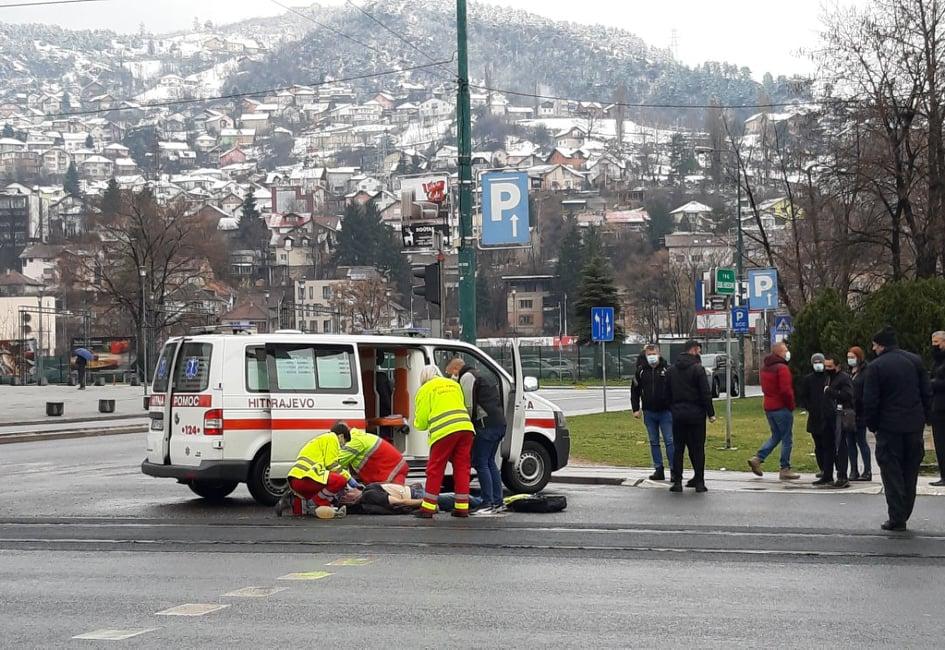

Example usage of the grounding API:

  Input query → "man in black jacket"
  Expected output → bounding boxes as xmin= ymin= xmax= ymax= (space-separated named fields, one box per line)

xmin=798 ymin=353 xmax=828 ymax=475
xmin=819 ymin=354 xmax=854 ymax=488
xmin=666 ymin=340 xmax=716 ymax=493
xmin=930 ymin=331 xmax=945 ymax=487
xmin=864 ymin=326 xmax=932 ymax=531
xmin=631 ymin=344 xmax=674 ymax=481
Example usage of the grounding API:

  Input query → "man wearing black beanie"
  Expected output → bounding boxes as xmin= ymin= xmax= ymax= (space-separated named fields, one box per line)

xmin=863 ymin=326 xmax=932 ymax=531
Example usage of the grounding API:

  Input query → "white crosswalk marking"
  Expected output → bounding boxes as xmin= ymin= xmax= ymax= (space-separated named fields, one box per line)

xmin=72 ymin=628 xmax=158 ymax=640
xmin=155 ymin=603 xmax=229 ymax=616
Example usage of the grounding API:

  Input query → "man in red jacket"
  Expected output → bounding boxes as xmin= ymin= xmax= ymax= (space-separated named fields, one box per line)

xmin=748 ymin=342 xmax=800 ymax=480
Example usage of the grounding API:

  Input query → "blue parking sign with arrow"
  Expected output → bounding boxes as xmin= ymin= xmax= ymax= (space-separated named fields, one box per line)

xmin=591 ymin=307 xmax=615 ymax=342
xmin=481 ymin=172 xmax=530 ymax=246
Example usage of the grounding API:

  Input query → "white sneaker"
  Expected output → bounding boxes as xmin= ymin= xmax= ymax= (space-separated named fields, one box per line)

xmin=470 ymin=506 xmax=497 ymax=517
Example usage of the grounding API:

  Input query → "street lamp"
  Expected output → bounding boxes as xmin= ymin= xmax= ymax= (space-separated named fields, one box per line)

xmin=138 ymin=266 xmax=148 ymax=396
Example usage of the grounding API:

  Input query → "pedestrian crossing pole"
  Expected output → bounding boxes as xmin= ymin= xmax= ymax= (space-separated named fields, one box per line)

xmin=456 ymin=0 xmax=476 ymax=343
xmin=601 ymin=340 xmax=608 ymax=413
xmin=723 ymin=295 xmax=736 ymax=450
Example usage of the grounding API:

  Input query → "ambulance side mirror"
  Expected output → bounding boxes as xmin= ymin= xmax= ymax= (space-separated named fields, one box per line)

xmin=523 ymin=376 xmax=539 ymax=392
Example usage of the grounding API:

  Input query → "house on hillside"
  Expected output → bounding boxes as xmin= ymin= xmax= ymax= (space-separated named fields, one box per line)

xmin=555 ymin=126 xmax=587 ymax=150
xmin=669 ymin=201 xmax=715 ymax=233
xmin=545 ymin=148 xmax=587 ymax=170
xmin=527 ymin=164 xmax=587 ymax=192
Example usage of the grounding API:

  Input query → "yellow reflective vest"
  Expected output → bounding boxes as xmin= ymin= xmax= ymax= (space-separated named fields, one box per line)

xmin=336 ymin=428 xmax=380 ymax=472
xmin=413 ymin=376 xmax=475 ymax=446
xmin=287 ymin=433 xmax=351 ymax=484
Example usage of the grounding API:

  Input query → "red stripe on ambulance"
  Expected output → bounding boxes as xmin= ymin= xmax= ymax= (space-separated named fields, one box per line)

xmin=172 ymin=394 xmax=212 ymax=407
xmin=224 ymin=418 xmax=367 ymax=431
xmin=525 ymin=418 xmax=556 ymax=429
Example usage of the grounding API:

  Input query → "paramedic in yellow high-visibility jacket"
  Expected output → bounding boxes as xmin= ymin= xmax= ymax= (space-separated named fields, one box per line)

xmin=413 ymin=365 xmax=475 ymax=519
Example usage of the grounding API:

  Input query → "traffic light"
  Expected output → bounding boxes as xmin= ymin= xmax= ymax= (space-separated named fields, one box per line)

xmin=412 ymin=262 xmax=441 ymax=306
xmin=20 ymin=312 xmax=31 ymax=335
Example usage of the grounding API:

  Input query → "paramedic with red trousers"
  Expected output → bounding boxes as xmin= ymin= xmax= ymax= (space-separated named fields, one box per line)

xmin=333 ymin=422 xmax=409 ymax=485
xmin=277 ymin=432 xmax=350 ymax=517
xmin=413 ymin=365 xmax=475 ymax=518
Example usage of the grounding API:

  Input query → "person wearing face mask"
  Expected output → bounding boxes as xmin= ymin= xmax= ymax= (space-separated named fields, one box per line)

xmin=863 ymin=326 xmax=931 ymax=531
xmin=748 ymin=342 xmax=799 ymax=480
xmin=631 ymin=344 xmax=674 ymax=481
xmin=846 ymin=346 xmax=872 ymax=481
xmin=929 ymin=331 xmax=945 ymax=487
xmin=798 ymin=352 xmax=833 ymax=478
xmin=820 ymin=354 xmax=854 ymax=488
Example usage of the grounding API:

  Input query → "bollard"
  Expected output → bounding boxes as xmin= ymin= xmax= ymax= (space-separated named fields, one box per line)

xmin=46 ymin=401 xmax=64 ymax=417
xmin=98 ymin=399 xmax=116 ymax=414
xmin=95 ymin=376 xmax=106 ymax=387
xmin=38 ymin=377 xmax=48 ymax=386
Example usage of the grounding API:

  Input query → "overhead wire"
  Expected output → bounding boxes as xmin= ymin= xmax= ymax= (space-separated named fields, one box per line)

xmin=0 ymin=0 xmax=107 ymax=7
xmin=343 ymin=0 xmax=455 ymax=81
xmin=468 ymin=83 xmax=860 ymax=111
xmin=36 ymin=60 xmax=454 ymax=119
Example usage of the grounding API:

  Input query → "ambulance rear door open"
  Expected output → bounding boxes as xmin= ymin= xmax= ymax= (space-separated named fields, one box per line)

xmin=265 ymin=340 xmax=365 ymax=479
xmin=501 ymin=339 xmax=527 ymax=465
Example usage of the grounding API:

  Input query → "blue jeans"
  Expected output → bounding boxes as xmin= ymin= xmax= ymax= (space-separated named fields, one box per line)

xmin=472 ymin=425 xmax=505 ymax=507
xmin=643 ymin=410 xmax=674 ymax=469
xmin=847 ymin=424 xmax=872 ymax=476
xmin=758 ymin=409 xmax=794 ymax=469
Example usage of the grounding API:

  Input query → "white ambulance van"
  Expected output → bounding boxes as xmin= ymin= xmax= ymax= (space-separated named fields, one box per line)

xmin=141 ymin=331 xmax=571 ymax=505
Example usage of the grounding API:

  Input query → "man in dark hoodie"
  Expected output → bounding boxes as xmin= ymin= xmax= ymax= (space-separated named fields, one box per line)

xmin=631 ymin=344 xmax=674 ymax=481
xmin=930 ymin=331 xmax=945 ymax=487
xmin=748 ymin=342 xmax=799 ymax=480
xmin=819 ymin=354 xmax=855 ymax=488
xmin=864 ymin=326 xmax=932 ymax=532
xmin=666 ymin=340 xmax=716 ymax=493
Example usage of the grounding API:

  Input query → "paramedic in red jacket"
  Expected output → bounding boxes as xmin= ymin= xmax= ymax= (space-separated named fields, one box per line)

xmin=748 ymin=342 xmax=800 ymax=480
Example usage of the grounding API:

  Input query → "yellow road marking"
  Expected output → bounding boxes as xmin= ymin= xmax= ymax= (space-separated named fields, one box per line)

xmin=278 ymin=571 xmax=333 ymax=581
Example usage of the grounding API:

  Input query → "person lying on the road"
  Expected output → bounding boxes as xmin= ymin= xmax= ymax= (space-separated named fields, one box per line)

xmin=274 ymin=432 xmax=353 ymax=519
xmin=285 ymin=483 xmax=486 ymax=516
xmin=332 ymin=422 xmax=409 ymax=485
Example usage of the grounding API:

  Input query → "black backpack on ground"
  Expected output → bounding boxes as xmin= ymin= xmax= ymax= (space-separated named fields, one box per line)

xmin=504 ymin=493 xmax=567 ymax=513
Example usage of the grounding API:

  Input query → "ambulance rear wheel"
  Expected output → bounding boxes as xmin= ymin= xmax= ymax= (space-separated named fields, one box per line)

xmin=188 ymin=480 xmax=238 ymax=502
xmin=248 ymin=446 xmax=287 ymax=506
xmin=502 ymin=440 xmax=552 ymax=494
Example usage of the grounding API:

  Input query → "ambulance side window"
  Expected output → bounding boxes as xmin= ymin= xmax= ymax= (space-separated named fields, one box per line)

xmin=245 ymin=346 xmax=269 ymax=392
xmin=172 ymin=343 xmax=212 ymax=392
xmin=268 ymin=344 xmax=356 ymax=394
xmin=434 ymin=348 xmax=502 ymax=391
xmin=153 ymin=343 xmax=176 ymax=393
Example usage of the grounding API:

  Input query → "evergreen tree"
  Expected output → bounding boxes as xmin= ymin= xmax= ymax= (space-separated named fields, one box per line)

xmin=61 ymin=92 xmax=71 ymax=114
xmin=2 ymin=123 xmax=13 ymax=138
xmin=238 ymin=189 xmax=267 ymax=249
xmin=555 ymin=216 xmax=585 ymax=332
xmin=667 ymin=134 xmax=696 ymax=184
xmin=85 ymin=134 xmax=94 ymax=149
xmin=100 ymin=177 xmax=122 ymax=217
xmin=573 ymin=252 xmax=623 ymax=344
xmin=64 ymin=162 xmax=80 ymax=195
xmin=334 ymin=203 xmax=410 ymax=295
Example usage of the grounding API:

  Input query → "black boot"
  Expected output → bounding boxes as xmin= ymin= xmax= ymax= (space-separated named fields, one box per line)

xmin=669 ymin=482 xmax=683 ymax=493
xmin=856 ymin=471 xmax=872 ymax=482
xmin=850 ymin=469 xmax=860 ymax=481
xmin=649 ymin=467 xmax=665 ymax=481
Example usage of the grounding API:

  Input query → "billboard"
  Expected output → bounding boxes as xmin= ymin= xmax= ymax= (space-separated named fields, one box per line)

xmin=398 ymin=173 xmax=451 ymax=223
xmin=71 ymin=336 xmax=137 ymax=373
xmin=0 ymin=338 xmax=36 ymax=379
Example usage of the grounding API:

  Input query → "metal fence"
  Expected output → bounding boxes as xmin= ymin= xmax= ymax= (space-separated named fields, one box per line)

xmin=480 ymin=340 xmax=730 ymax=385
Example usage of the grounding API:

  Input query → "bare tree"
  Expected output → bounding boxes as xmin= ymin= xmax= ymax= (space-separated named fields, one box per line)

xmin=329 ymin=277 xmax=393 ymax=333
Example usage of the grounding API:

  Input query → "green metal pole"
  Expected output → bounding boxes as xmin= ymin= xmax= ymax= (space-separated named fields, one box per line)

xmin=456 ymin=0 xmax=476 ymax=343
xmin=736 ymin=179 xmax=745 ymax=398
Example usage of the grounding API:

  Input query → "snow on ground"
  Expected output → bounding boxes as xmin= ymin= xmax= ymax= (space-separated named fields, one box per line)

xmin=186 ymin=58 xmax=241 ymax=97
xmin=398 ymin=118 xmax=452 ymax=147
xmin=519 ymin=117 xmax=676 ymax=146
xmin=122 ymin=59 xmax=163 ymax=82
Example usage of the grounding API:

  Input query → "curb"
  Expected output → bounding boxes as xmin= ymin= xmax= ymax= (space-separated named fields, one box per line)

xmin=549 ymin=475 xmax=628 ymax=486
xmin=6 ymin=413 xmax=144 ymax=428
xmin=0 ymin=425 xmax=147 ymax=445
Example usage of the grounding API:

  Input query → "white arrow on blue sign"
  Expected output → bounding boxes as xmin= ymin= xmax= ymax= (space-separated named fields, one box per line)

xmin=591 ymin=306 xmax=615 ymax=342
xmin=748 ymin=269 xmax=779 ymax=310
xmin=481 ymin=171 xmax=530 ymax=246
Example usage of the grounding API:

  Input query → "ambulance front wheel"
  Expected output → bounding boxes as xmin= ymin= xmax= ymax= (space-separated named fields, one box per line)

xmin=248 ymin=446 xmax=288 ymax=506
xmin=502 ymin=440 xmax=552 ymax=494
xmin=188 ymin=480 xmax=238 ymax=502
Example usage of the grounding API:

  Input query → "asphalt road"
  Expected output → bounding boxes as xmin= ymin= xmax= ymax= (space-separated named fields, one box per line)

xmin=3 ymin=433 xmax=944 ymax=647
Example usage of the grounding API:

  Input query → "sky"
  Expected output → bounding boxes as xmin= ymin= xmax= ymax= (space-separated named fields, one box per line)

xmin=1 ymin=0 xmax=867 ymax=79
